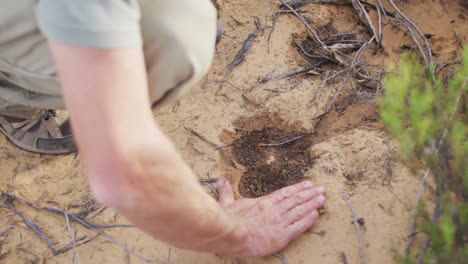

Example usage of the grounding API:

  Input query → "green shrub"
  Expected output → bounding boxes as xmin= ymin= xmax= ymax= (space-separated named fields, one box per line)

xmin=379 ymin=49 xmax=467 ymax=263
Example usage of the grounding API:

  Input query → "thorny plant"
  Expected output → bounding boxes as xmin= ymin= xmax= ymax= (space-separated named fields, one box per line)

xmin=379 ymin=49 xmax=467 ymax=264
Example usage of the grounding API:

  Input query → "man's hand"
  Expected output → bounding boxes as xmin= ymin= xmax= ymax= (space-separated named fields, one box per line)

xmin=217 ymin=179 xmax=326 ymax=257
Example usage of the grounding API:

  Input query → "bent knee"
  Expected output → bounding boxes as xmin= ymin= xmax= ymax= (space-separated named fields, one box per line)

xmin=140 ymin=0 xmax=217 ymax=104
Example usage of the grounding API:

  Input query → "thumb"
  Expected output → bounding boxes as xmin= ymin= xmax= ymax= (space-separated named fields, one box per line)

xmin=217 ymin=178 xmax=234 ymax=206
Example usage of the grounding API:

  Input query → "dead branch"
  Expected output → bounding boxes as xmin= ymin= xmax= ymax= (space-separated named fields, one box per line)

xmin=341 ymin=194 xmax=365 ymax=264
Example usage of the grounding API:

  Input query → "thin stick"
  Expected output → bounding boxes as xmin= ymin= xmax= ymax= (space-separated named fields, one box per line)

xmin=415 ymin=203 xmax=442 ymax=264
xmin=341 ymin=194 xmax=365 ymax=264
xmin=265 ymin=62 xmax=326 ymax=82
xmin=351 ymin=0 xmax=379 ymax=47
xmin=0 ymin=225 xmax=13 ymax=237
xmin=184 ymin=127 xmax=237 ymax=168
xmin=394 ymin=17 xmax=428 ymax=68
xmin=258 ymin=134 xmax=309 ymax=147
xmin=224 ymin=17 xmax=262 ymax=79
xmin=273 ymin=252 xmax=288 ymax=264
xmin=308 ymin=71 xmax=331 ymax=108
xmin=54 ymin=234 xmax=101 ymax=256
xmin=404 ymin=167 xmax=430 ymax=255
xmin=4 ymin=202 xmax=56 ymax=253
xmin=64 ymin=212 xmax=80 ymax=264
xmin=9 ymin=194 xmax=133 ymax=229
xmin=16 ymin=245 xmax=40 ymax=263
xmin=207 ymin=172 xmax=220 ymax=199
xmin=375 ymin=0 xmax=383 ymax=53
xmin=199 ymin=178 xmax=220 ymax=185
xmin=325 ymin=38 xmax=373 ymax=113
xmin=70 ymin=215 xmax=164 ymax=264
xmin=167 ymin=246 xmax=172 ymax=264
xmin=268 ymin=10 xmax=309 ymax=52
xmin=377 ymin=0 xmax=392 ymax=26
xmin=278 ymin=0 xmax=327 ymax=48
xmin=387 ymin=0 xmax=433 ymax=69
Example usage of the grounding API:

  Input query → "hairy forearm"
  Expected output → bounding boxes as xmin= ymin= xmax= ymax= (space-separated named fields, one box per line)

xmin=48 ymin=41 xmax=244 ymax=254
xmin=111 ymin=137 xmax=244 ymax=253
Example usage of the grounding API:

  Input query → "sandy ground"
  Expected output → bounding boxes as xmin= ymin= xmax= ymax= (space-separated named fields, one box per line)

xmin=0 ymin=0 xmax=466 ymax=263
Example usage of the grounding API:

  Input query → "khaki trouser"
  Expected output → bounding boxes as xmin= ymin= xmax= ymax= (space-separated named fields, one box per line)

xmin=0 ymin=0 xmax=217 ymax=110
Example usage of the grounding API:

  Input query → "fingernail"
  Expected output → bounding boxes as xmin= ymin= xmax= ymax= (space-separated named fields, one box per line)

xmin=304 ymin=181 xmax=313 ymax=187
xmin=317 ymin=186 xmax=325 ymax=193
xmin=317 ymin=195 xmax=326 ymax=203
xmin=217 ymin=179 xmax=225 ymax=187
xmin=311 ymin=210 xmax=319 ymax=218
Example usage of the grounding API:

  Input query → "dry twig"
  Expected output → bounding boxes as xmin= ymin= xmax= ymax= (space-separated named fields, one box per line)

xmin=259 ymin=134 xmax=309 ymax=147
xmin=64 ymin=212 xmax=80 ymax=264
xmin=184 ymin=127 xmax=237 ymax=168
xmin=273 ymin=251 xmax=288 ymax=264
xmin=351 ymin=0 xmax=379 ymax=47
xmin=341 ymin=194 xmax=365 ymax=264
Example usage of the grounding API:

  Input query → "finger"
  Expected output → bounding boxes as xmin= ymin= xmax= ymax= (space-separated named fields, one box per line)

xmin=217 ymin=178 xmax=234 ymax=206
xmin=268 ymin=181 xmax=314 ymax=204
xmin=278 ymin=186 xmax=325 ymax=213
xmin=284 ymin=194 xmax=326 ymax=224
xmin=286 ymin=210 xmax=319 ymax=241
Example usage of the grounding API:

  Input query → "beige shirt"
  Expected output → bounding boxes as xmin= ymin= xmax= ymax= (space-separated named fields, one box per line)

xmin=35 ymin=0 xmax=142 ymax=48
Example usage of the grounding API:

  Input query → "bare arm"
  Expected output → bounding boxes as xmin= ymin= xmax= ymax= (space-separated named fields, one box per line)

xmin=48 ymin=42 xmax=243 ymax=253
xmin=48 ymin=41 xmax=326 ymax=257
